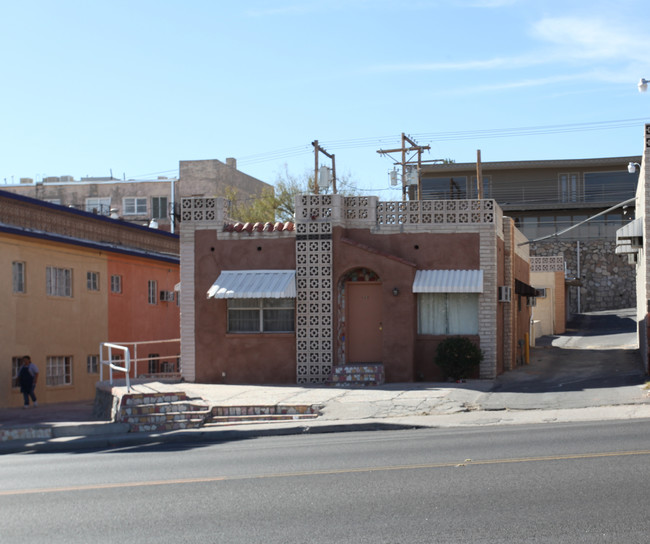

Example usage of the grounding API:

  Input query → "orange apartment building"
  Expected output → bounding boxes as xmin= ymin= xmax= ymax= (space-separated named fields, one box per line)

xmin=1 ymin=190 xmax=180 ymax=407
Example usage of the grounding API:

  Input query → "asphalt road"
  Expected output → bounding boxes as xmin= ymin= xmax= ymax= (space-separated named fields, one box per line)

xmin=2 ymin=420 xmax=650 ymax=543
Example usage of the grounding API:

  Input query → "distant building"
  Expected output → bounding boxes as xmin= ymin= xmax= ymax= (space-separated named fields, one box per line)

xmin=1 ymin=190 xmax=180 ymax=407
xmin=0 ymin=158 xmax=272 ymax=232
xmin=419 ymin=156 xmax=640 ymax=314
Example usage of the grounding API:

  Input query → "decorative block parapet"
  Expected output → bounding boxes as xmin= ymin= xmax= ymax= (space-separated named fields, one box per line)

xmin=377 ymin=199 xmax=498 ymax=227
xmin=530 ymin=256 xmax=564 ymax=273
xmin=180 ymin=196 xmax=229 ymax=225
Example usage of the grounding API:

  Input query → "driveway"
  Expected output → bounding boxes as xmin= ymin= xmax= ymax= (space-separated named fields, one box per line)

xmin=471 ymin=308 xmax=649 ymax=411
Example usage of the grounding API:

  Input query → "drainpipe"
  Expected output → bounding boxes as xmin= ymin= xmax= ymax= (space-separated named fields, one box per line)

xmin=577 ymin=241 xmax=581 ymax=314
xmin=170 ymin=178 xmax=175 ymax=234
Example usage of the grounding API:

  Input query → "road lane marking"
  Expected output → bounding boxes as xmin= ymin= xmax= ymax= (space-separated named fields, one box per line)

xmin=2 ymin=449 xmax=649 ymax=496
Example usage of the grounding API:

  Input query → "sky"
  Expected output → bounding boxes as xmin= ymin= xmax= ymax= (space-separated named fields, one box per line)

xmin=2 ymin=0 xmax=650 ymax=200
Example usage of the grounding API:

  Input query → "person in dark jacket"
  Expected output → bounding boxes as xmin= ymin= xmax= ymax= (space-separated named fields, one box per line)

xmin=16 ymin=355 xmax=39 ymax=408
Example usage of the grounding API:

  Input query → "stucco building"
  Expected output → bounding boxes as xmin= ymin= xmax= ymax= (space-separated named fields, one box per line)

xmin=420 ymin=156 xmax=640 ymax=314
xmin=179 ymin=195 xmax=534 ymax=385
xmin=1 ymin=190 xmax=180 ymax=407
xmin=0 ymin=158 xmax=271 ymax=232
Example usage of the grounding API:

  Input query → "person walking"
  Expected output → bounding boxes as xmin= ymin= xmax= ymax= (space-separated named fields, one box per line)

xmin=16 ymin=355 xmax=39 ymax=408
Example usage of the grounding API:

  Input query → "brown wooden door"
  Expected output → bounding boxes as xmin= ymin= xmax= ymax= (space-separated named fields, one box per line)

xmin=346 ymin=282 xmax=383 ymax=362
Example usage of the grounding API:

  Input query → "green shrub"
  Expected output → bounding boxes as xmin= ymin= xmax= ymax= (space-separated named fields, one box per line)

xmin=435 ymin=337 xmax=483 ymax=381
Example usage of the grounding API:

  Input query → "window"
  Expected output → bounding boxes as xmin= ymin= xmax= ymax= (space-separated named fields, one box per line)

xmin=87 ymin=271 xmax=100 ymax=291
xmin=417 ymin=293 xmax=479 ymax=335
xmin=87 ymin=355 xmax=99 ymax=374
xmin=227 ymin=298 xmax=295 ymax=333
xmin=12 ymin=261 xmax=25 ymax=293
xmin=559 ymin=173 xmax=579 ymax=203
xmin=123 ymin=197 xmax=147 ymax=215
xmin=148 ymin=280 xmax=157 ymax=304
xmin=46 ymin=267 xmax=72 ymax=297
xmin=421 ymin=176 xmax=467 ymax=200
xmin=44 ymin=198 xmax=61 ymax=205
xmin=85 ymin=197 xmax=111 ymax=214
xmin=111 ymin=274 xmax=122 ymax=294
xmin=152 ymin=197 xmax=168 ymax=219
xmin=584 ymin=171 xmax=636 ymax=203
xmin=11 ymin=356 xmax=22 ymax=388
xmin=148 ymin=353 xmax=160 ymax=374
xmin=46 ymin=356 xmax=72 ymax=386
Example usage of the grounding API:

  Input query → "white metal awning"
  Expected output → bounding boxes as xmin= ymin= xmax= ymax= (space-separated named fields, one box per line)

xmin=412 ymin=270 xmax=484 ymax=293
xmin=207 ymin=270 xmax=296 ymax=299
xmin=616 ymin=217 xmax=643 ymax=241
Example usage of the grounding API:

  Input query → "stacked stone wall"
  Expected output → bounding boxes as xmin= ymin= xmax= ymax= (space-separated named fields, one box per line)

xmin=530 ymin=240 xmax=635 ymax=313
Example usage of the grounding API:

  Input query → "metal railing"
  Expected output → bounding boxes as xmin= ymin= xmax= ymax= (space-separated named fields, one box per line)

xmin=99 ymin=338 xmax=181 ymax=391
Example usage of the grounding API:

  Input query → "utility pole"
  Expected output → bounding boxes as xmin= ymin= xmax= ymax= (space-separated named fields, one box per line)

xmin=312 ymin=141 xmax=337 ymax=194
xmin=377 ymin=133 xmax=430 ymax=200
xmin=476 ymin=149 xmax=483 ymax=199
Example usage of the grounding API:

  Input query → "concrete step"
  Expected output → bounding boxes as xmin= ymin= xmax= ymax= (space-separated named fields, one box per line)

xmin=120 ymin=392 xmax=188 ymax=406
xmin=128 ymin=418 xmax=206 ymax=433
xmin=328 ymin=364 xmax=385 ymax=387
xmin=205 ymin=413 xmax=320 ymax=426
xmin=210 ymin=404 xmax=320 ymax=418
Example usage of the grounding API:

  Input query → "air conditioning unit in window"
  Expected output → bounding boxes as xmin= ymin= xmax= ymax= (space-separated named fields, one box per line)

xmin=498 ymin=286 xmax=511 ymax=303
xmin=160 ymin=290 xmax=175 ymax=302
xmin=535 ymin=287 xmax=547 ymax=299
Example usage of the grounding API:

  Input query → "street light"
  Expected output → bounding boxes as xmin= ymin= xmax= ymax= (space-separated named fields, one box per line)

xmin=628 ymin=162 xmax=641 ymax=173
xmin=639 ymin=78 xmax=649 ymax=93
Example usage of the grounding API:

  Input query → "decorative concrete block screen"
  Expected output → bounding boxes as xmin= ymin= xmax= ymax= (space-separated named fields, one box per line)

xmin=377 ymin=199 xmax=495 ymax=225
xmin=180 ymin=197 xmax=229 ymax=223
xmin=295 ymin=195 xmax=334 ymax=384
xmin=530 ymin=256 xmax=564 ymax=273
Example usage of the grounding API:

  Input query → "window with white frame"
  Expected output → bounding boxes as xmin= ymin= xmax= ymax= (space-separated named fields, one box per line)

xmin=111 ymin=274 xmax=122 ymax=294
xmin=12 ymin=261 xmax=26 ymax=293
xmin=148 ymin=280 xmax=157 ymax=304
xmin=227 ymin=298 xmax=295 ymax=333
xmin=123 ymin=197 xmax=148 ymax=215
xmin=417 ymin=293 xmax=479 ymax=335
xmin=85 ymin=197 xmax=111 ymax=214
xmin=46 ymin=356 xmax=72 ymax=386
xmin=11 ymin=356 xmax=22 ymax=387
xmin=152 ymin=196 xmax=168 ymax=219
xmin=87 ymin=355 xmax=99 ymax=374
xmin=46 ymin=267 xmax=72 ymax=297
xmin=87 ymin=271 xmax=100 ymax=291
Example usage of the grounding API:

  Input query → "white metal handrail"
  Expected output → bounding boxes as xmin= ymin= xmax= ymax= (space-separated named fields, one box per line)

xmin=100 ymin=342 xmax=132 ymax=391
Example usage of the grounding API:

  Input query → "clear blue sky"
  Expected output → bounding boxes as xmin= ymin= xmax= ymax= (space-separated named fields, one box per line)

xmin=2 ymin=0 xmax=650 ymax=199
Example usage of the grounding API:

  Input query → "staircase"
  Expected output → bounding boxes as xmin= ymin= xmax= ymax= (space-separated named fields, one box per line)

xmin=117 ymin=392 xmax=210 ymax=433
xmin=328 ymin=364 xmax=385 ymax=387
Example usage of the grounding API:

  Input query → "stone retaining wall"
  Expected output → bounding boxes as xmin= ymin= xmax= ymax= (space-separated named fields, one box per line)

xmin=530 ymin=240 xmax=635 ymax=313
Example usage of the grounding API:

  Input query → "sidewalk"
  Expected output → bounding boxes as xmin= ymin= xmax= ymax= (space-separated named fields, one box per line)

xmin=2 ymin=378 xmax=650 ymax=454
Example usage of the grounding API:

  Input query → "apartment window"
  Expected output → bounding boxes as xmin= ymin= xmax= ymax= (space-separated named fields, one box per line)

xmin=12 ymin=261 xmax=26 ymax=293
xmin=46 ymin=356 xmax=72 ymax=386
xmin=417 ymin=293 xmax=479 ymax=335
xmin=559 ymin=173 xmax=579 ymax=203
xmin=584 ymin=171 xmax=636 ymax=203
xmin=85 ymin=197 xmax=111 ymax=214
xmin=11 ymin=356 xmax=22 ymax=387
xmin=148 ymin=280 xmax=157 ymax=304
xmin=148 ymin=353 xmax=160 ymax=374
xmin=421 ymin=176 xmax=467 ymax=200
xmin=227 ymin=298 xmax=295 ymax=333
xmin=152 ymin=196 xmax=168 ymax=219
xmin=87 ymin=355 xmax=99 ymax=374
xmin=111 ymin=274 xmax=122 ymax=294
xmin=46 ymin=267 xmax=72 ymax=297
xmin=87 ymin=271 xmax=100 ymax=291
xmin=123 ymin=197 xmax=147 ymax=215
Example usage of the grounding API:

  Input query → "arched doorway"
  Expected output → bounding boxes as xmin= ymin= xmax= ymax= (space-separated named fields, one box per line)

xmin=339 ymin=268 xmax=383 ymax=363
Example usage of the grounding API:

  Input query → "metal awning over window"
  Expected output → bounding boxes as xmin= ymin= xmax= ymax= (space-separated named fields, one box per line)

xmin=515 ymin=279 xmax=537 ymax=297
xmin=412 ymin=270 xmax=483 ymax=293
xmin=616 ymin=217 xmax=643 ymax=240
xmin=207 ymin=270 xmax=296 ymax=299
